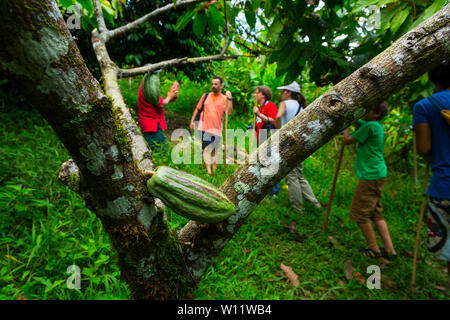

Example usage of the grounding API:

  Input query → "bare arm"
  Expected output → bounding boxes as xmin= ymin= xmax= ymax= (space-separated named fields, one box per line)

xmin=275 ymin=101 xmax=286 ymax=129
xmin=225 ymin=90 xmax=233 ymax=114
xmin=343 ymin=128 xmax=357 ymax=145
xmin=414 ymin=123 xmax=431 ymax=160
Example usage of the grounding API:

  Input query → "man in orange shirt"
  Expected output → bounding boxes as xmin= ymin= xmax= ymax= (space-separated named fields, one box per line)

xmin=190 ymin=76 xmax=233 ymax=175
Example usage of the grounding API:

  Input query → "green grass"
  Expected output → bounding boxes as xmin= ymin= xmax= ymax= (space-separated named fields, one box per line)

xmin=0 ymin=84 xmax=448 ymax=300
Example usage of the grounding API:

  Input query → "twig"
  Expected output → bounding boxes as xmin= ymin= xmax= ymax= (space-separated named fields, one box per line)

xmin=411 ymin=162 xmax=430 ymax=293
xmin=322 ymin=141 xmax=345 ymax=233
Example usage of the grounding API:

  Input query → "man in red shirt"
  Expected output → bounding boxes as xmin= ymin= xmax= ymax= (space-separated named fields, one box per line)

xmin=137 ymin=80 xmax=178 ymax=153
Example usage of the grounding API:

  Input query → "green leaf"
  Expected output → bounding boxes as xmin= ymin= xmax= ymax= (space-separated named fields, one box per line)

xmin=351 ymin=0 xmax=378 ymax=14
xmin=207 ymin=5 xmax=225 ymax=34
xmin=265 ymin=0 xmax=275 ymax=15
xmin=390 ymin=8 xmax=410 ymax=34
xmin=193 ymin=11 xmax=207 ymax=38
xmin=174 ymin=10 xmax=195 ymax=32
xmin=245 ymin=11 xmax=256 ymax=30
xmin=59 ymin=0 xmax=75 ymax=9
xmin=410 ymin=0 xmax=448 ymax=30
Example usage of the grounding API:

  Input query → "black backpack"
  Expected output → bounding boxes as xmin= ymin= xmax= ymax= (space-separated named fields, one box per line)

xmin=194 ymin=93 xmax=209 ymax=122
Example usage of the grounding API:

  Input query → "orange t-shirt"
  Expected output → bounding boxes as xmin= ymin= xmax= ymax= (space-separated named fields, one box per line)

xmin=196 ymin=93 xmax=229 ymax=137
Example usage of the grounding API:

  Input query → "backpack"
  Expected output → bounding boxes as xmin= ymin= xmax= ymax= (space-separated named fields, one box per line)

xmin=194 ymin=93 xmax=209 ymax=122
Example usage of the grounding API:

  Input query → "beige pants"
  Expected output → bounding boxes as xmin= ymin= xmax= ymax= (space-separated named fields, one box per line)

xmin=286 ymin=162 xmax=320 ymax=214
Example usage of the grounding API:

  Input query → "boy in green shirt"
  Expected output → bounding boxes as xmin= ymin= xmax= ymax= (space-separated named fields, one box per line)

xmin=343 ymin=102 xmax=397 ymax=260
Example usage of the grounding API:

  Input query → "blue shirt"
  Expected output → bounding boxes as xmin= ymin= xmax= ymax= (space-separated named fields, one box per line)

xmin=413 ymin=90 xmax=450 ymax=199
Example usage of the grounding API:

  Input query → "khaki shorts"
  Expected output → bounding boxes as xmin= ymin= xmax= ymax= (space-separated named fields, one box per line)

xmin=350 ymin=178 xmax=386 ymax=224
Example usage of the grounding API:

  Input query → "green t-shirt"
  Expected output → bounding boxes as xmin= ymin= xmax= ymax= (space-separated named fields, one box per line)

xmin=351 ymin=119 xmax=387 ymax=180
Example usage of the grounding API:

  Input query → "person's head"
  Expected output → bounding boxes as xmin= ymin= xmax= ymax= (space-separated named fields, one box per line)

xmin=211 ymin=76 xmax=223 ymax=94
xmin=428 ymin=60 xmax=450 ymax=91
xmin=277 ymin=81 xmax=306 ymax=107
xmin=255 ymin=86 xmax=272 ymax=102
xmin=363 ymin=102 xmax=389 ymax=121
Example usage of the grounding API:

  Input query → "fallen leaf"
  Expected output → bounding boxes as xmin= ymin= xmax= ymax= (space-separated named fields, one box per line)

xmin=289 ymin=220 xmax=297 ymax=234
xmin=335 ymin=216 xmax=345 ymax=228
xmin=338 ymin=279 xmax=345 ymax=286
xmin=328 ymin=236 xmax=343 ymax=249
xmin=280 ymin=263 xmax=299 ymax=287
xmin=405 ymin=251 xmax=414 ymax=257
xmin=435 ymin=285 xmax=447 ymax=291
xmin=242 ymin=246 xmax=251 ymax=254
xmin=381 ymin=276 xmax=398 ymax=290
xmin=344 ymin=260 xmax=353 ymax=280
xmin=352 ymin=271 xmax=366 ymax=285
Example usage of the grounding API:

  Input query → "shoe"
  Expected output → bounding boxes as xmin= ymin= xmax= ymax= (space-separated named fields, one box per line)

xmin=380 ymin=247 xmax=398 ymax=261
xmin=358 ymin=248 xmax=382 ymax=259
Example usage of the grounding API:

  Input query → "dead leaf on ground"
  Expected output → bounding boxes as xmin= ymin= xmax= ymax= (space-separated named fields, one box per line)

xmin=352 ymin=271 xmax=366 ymax=285
xmin=289 ymin=220 xmax=297 ymax=234
xmin=344 ymin=260 xmax=353 ymax=280
xmin=338 ymin=279 xmax=346 ymax=286
xmin=335 ymin=216 xmax=345 ymax=228
xmin=435 ymin=284 xmax=448 ymax=291
xmin=242 ymin=246 xmax=251 ymax=254
xmin=405 ymin=251 xmax=414 ymax=257
xmin=381 ymin=276 xmax=398 ymax=290
xmin=280 ymin=263 xmax=299 ymax=287
xmin=328 ymin=236 xmax=343 ymax=249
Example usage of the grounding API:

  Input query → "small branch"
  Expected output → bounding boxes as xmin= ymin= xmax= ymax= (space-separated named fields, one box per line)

xmin=92 ymin=0 xmax=108 ymax=34
xmin=103 ymin=0 xmax=204 ymax=42
xmin=119 ymin=54 xmax=243 ymax=78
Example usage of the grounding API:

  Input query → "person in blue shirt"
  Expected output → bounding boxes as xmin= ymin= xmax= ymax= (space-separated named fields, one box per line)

xmin=413 ymin=59 xmax=450 ymax=276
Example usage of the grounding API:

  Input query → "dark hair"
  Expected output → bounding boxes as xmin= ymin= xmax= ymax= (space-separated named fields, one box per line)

xmin=289 ymin=91 xmax=307 ymax=108
xmin=255 ymin=86 xmax=272 ymax=100
xmin=373 ymin=102 xmax=389 ymax=120
xmin=428 ymin=60 xmax=450 ymax=89
xmin=212 ymin=76 xmax=223 ymax=84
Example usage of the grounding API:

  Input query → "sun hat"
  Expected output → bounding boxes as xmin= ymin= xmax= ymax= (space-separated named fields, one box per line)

xmin=277 ymin=81 xmax=301 ymax=93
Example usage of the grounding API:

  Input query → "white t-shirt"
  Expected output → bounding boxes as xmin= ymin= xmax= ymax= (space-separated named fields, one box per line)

xmin=281 ymin=99 xmax=302 ymax=127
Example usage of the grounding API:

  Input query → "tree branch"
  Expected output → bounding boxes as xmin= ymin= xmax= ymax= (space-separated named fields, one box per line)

xmin=92 ymin=0 xmax=108 ymax=34
xmin=119 ymin=54 xmax=244 ymax=78
xmin=103 ymin=0 xmax=205 ymax=42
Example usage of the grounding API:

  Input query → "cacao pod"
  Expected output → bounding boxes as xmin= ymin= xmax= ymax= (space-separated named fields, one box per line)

xmin=147 ymin=166 xmax=236 ymax=223
xmin=142 ymin=72 xmax=160 ymax=106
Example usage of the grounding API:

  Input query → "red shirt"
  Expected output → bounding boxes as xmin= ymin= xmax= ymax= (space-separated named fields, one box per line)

xmin=137 ymin=82 xmax=165 ymax=133
xmin=255 ymin=101 xmax=277 ymax=143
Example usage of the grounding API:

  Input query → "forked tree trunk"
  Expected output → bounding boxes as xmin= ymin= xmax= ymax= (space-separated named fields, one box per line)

xmin=0 ymin=0 xmax=449 ymax=299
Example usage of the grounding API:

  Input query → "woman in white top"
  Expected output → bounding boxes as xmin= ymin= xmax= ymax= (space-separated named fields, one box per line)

xmin=275 ymin=81 xmax=322 ymax=215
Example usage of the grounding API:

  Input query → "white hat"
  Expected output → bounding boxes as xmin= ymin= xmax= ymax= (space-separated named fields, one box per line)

xmin=277 ymin=81 xmax=300 ymax=93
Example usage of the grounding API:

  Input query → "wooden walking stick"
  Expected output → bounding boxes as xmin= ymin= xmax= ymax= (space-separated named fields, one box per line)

xmin=411 ymin=162 xmax=430 ymax=293
xmin=413 ymin=134 xmax=419 ymax=186
xmin=250 ymin=97 xmax=257 ymax=154
xmin=223 ymin=108 xmax=228 ymax=174
xmin=322 ymin=141 xmax=345 ymax=233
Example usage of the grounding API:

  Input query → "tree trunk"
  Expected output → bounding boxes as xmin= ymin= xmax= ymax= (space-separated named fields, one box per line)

xmin=0 ymin=0 xmax=195 ymax=299
xmin=0 ymin=0 xmax=449 ymax=299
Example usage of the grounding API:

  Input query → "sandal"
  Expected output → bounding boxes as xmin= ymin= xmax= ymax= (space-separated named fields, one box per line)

xmin=358 ymin=248 xmax=382 ymax=259
xmin=380 ymin=247 xmax=398 ymax=261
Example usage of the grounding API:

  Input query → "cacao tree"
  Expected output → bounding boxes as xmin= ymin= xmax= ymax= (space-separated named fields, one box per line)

xmin=0 ymin=0 xmax=449 ymax=299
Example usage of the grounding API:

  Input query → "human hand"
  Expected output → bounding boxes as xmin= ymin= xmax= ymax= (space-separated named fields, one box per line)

xmin=190 ymin=121 xmax=195 ymax=131
xmin=253 ymin=106 xmax=259 ymax=114
xmin=225 ymin=90 xmax=232 ymax=99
